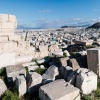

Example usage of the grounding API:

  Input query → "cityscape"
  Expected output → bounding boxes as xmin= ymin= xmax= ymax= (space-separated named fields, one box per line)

xmin=0 ymin=0 xmax=100 ymax=100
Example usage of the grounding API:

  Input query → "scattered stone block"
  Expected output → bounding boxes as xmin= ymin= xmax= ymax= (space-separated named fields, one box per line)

xmin=22 ymin=62 xmax=36 ymax=67
xmin=40 ymin=65 xmax=45 ymax=69
xmin=53 ymin=51 xmax=63 ymax=57
xmin=0 ymin=79 xmax=7 ymax=96
xmin=0 ymin=52 xmax=15 ymax=69
xmin=16 ymin=75 xmax=26 ymax=97
xmin=68 ymin=58 xmax=80 ymax=70
xmin=6 ymin=64 xmax=26 ymax=82
xmin=76 ymin=68 xmax=97 ymax=95
xmin=15 ymin=55 xmax=33 ymax=64
xmin=36 ymin=59 xmax=45 ymax=64
xmin=63 ymin=50 xmax=70 ymax=56
xmin=59 ymin=57 xmax=69 ymax=67
xmin=39 ymin=79 xmax=80 ymax=100
xmin=67 ymin=70 xmax=78 ymax=85
xmin=42 ymin=65 xmax=59 ymax=84
xmin=59 ymin=66 xmax=73 ymax=80
xmin=39 ymin=45 xmax=48 ymax=52
xmin=27 ymin=72 xmax=42 ymax=93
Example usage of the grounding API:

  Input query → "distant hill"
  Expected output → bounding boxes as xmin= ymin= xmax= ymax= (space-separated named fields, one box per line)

xmin=86 ymin=22 xmax=100 ymax=29
xmin=17 ymin=25 xmax=41 ymax=30
xmin=61 ymin=24 xmax=90 ymax=28
xmin=61 ymin=26 xmax=76 ymax=28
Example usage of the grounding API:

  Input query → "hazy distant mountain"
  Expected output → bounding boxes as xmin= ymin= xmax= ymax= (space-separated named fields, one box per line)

xmin=17 ymin=25 xmax=40 ymax=29
xmin=87 ymin=22 xmax=100 ymax=29
xmin=61 ymin=24 xmax=90 ymax=28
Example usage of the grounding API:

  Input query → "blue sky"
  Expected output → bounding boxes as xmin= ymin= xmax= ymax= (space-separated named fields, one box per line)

xmin=0 ymin=0 xmax=100 ymax=28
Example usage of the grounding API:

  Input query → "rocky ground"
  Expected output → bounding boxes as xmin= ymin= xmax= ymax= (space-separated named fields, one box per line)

xmin=0 ymin=44 xmax=100 ymax=100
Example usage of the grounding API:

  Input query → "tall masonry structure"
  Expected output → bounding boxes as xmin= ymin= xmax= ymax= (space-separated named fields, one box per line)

xmin=0 ymin=14 xmax=33 ymax=68
xmin=87 ymin=48 xmax=100 ymax=77
xmin=0 ymin=14 xmax=17 ymax=35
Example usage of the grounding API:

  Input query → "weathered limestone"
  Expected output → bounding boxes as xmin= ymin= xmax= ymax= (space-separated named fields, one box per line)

xmin=87 ymin=48 xmax=100 ymax=77
xmin=22 ymin=62 xmax=36 ymax=67
xmin=49 ymin=44 xmax=60 ymax=53
xmin=67 ymin=70 xmax=78 ymax=85
xmin=0 ymin=36 xmax=9 ymax=42
xmin=42 ymin=65 xmax=59 ymax=84
xmin=40 ymin=65 xmax=45 ymax=69
xmin=16 ymin=75 xmax=26 ymax=97
xmin=0 ymin=14 xmax=17 ymax=36
xmin=27 ymin=72 xmax=42 ymax=93
xmin=1 ymin=22 xmax=16 ymax=29
xmin=0 ymin=52 xmax=15 ymax=68
xmin=0 ymin=14 xmax=16 ymax=22
xmin=76 ymin=68 xmax=97 ymax=95
xmin=59 ymin=57 xmax=69 ymax=67
xmin=59 ymin=66 xmax=73 ymax=80
xmin=36 ymin=59 xmax=45 ymax=64
xmin=0 ymin=29 xmax=15 ymax=35
xmin=63 ymin=50 xmax=70 ymax=56
xmin=15 ymin=55 xmax=33 ymax=64
xmin=52 ymin=51 xmax=63 ymax=57
xmin=6 ymin=64 xmax=26 ymax=82
xmin=39 ymin=45 xmax=48 ymax=52
xmin=68 ymin=58 xmax=80 ymax=70
xmin=39 ymin=79 xmax=80 ymax=100
xmin=0 ymin=79 xmax=7 ymax=96
xmin=9 ymin=35 xmax=21 ymax=42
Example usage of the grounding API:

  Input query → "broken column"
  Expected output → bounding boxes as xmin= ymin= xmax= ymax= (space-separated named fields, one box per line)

xmin=87 ymin=48 xmax=100 ymax=77
xmin=16 ymin=75 xmax=26 ymax=97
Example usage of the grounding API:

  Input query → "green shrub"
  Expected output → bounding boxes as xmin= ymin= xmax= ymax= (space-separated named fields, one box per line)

xmin=31 ymin=59 xmax=36 ymax=62
xmin=2 ymin=90 xmax=19 ymax=100
xmin=86 ymin=45 xmax=94 ymax=49
xmin=0 ymin=68 xmax=5 ymax=76
xmin=81 ymin=95 xmax=91 ymax=100
xmin=34 ymin=68 xmax=47 ymax=75
xmin=63 ymin=52 xmax=67 ymax=57
xmin=94 ymin=82 xmax=100 ymax=97
xmin=25 ymin=67 xmax=29 ymax=75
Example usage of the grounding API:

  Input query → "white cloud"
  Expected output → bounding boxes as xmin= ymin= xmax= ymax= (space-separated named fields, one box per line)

xmin=31 ymin=18 xmax=83 ymax=28
xmin=19 ymin=18 xmax=100 ymax=29
xmin=38 ymin=10 xmax=51 ymax=13
xmin=93 ymin=9 xmax=98 ymax=12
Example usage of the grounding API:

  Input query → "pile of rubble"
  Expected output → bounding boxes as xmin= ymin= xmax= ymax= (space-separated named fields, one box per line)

xmin=0 ymin=14 xmax=100 ymax=100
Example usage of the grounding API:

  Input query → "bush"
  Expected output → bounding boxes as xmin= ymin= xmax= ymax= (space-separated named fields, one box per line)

xmin=25 ymin=67 xmax=29 ymax=75
xmin=2 ymin=90 xmax=19 ymax=100
xmin=0 ymin=68 xmax=5 ymax=76
xmin=81 ymin=95 xmax=91 ymax=100
xmin=86 ymin=45 xmax=94 ymax=49
xmin=94 ymin=82 xmax=100 ymax=97
xmin=63 ymin=52 xmax=67 ymax=57
xmin=34 ymin=68 xmax=47 ymax=75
